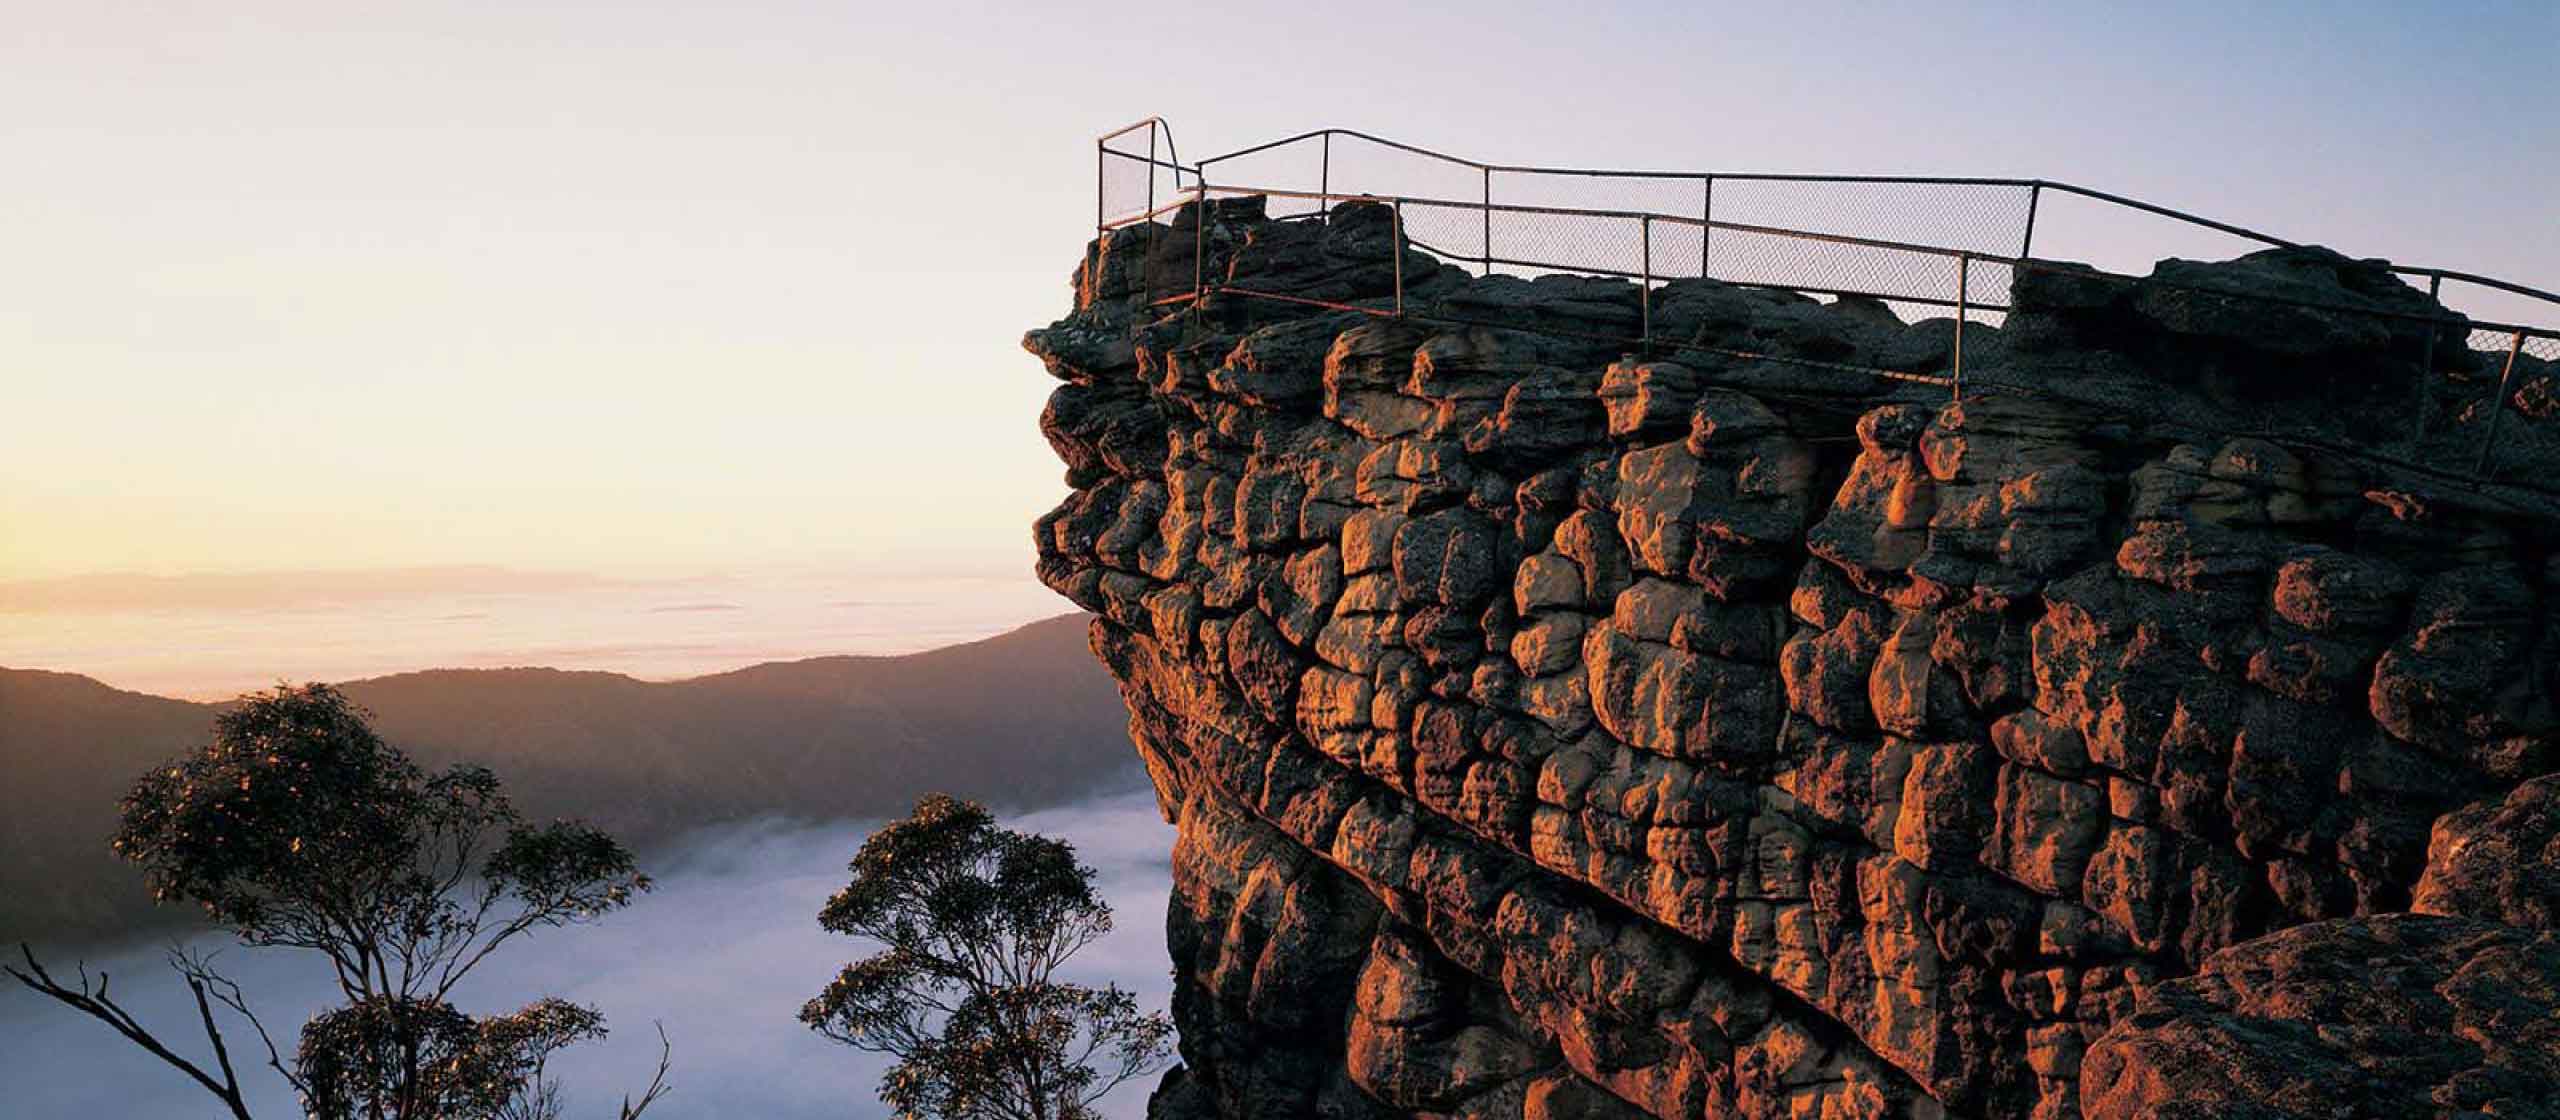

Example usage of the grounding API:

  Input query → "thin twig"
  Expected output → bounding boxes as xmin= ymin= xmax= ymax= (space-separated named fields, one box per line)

xmin=183 ymin=949 xmax=306 ymax=1095
xmin=617 ymin=1023 xmax=675 ymax=1119
xmin=7 ymin=943 xmax=258 ymax=1120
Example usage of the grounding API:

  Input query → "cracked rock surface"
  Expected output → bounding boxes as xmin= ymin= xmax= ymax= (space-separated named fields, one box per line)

xmin=1029 ymin=197 xmax=2560 ymax=1119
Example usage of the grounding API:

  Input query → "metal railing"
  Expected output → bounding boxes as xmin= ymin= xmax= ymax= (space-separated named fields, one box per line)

xmin=1091 ymin=119 xmax=2560 ymax=485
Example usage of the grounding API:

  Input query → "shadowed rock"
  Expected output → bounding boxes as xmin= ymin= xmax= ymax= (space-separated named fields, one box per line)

xmin=1030 ymin=197 xmax=2560 ymax=1119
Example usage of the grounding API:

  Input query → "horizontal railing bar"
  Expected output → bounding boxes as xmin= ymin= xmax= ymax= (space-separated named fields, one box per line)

xmin=1205 ymin=184 xmax=2022 ymax=264
xmin=1197 ymin=127 xmax=2045 ymax=189
xmin=1100 ymin=183 xmax=2556 ymax=341
xmin=1210 ymin=283 xmax=1959 ymax=388
xmin=1655 ymin=213 xmax=2012 ymax=261
xmin=1155 ymin=123 xmax=2559 ymax=313
xmin=2389 ymin=267 xmax=2560 ymax=309
xmin=1426 ymin=245 xmax=2013 ymax=315
xmin=1498 ymin=169 xmax=2041 ymax=187
xmin=1198 ymin=128 xmax=1474 ymax=172
xmin=2007 ymin=259 xmax=2560 ymax=341
xmin=2029 ymin=181 xmax=2294 ymax=249
xmin=1711 ymin=280 xmax=2006 ymax=315
xmin=1208 ymin=291 xmax=2554 ymax=432
xmin=1211 ymin=286 xmax=1391 ymax=313
xmin=1664 ymin=171 xmax=2033 ymax=187
xmin=1096 ymin=117 xmax=1183 ymax=148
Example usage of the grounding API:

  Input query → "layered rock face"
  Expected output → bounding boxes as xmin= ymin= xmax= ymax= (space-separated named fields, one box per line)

xmin=1029 ymin=198 xmax=2560 ymax=1118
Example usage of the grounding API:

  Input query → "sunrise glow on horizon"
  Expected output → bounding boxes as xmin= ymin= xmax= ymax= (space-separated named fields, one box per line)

xmin=7 ymin=1 xmax=2553 ymax=590
xmin=8 ymin=10 xmax=2560 ymax=1117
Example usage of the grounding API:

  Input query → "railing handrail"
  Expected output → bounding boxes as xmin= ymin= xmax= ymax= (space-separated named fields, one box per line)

xmin=1109 ymin=184 xmax=2015 ymax=268
xmin=1097 ymin=116 xmax=1184 ymax=162
xmin=1196 ymin=126 xmax=2050 ymax=187
xmin=1115 ymin=181 xmax=2559 ymax=343
xmin=2383 ymin=266 xmax=2560 ymax=309
xmin=1088 ymin=120 xmax=2560 ymax=490
xmin=1111 ymin=122 xmax=2558 ymax=313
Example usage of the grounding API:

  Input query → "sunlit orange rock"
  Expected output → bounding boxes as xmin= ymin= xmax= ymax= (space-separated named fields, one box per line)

xmin=1033 ymin=198 xmax=2560 ymax=1119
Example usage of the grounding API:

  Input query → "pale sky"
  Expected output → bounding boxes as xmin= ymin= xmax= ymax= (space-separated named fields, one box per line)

xmin=5 ymin=0 xmax=2554 ymax=583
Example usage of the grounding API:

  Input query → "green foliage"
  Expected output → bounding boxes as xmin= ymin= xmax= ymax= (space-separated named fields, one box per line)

xmin=10 ymin=683 xmax=669 ymax=1119
xmin=113 ymin=685 xmax=650 ymax=964
xmin=114 ymin=685 xmax=440 ymax=930
xmin=801 ymin=794 xmax=1172 ymax=1120
xmin=297 ymin=996 xmax=606 ymax=1120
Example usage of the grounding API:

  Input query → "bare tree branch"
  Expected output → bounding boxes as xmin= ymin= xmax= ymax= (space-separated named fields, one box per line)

xmin=8 ymin=943 xmax=258 ymax=1120
xmin=180 ymin=948 xmax=306 ymax=1097
xmin=617 ymin=1023 xmax=676 ymax=1120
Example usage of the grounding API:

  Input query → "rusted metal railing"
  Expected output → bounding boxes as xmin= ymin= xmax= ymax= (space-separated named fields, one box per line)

xmin=1093 ymin=120 xmax=2560 ymax=486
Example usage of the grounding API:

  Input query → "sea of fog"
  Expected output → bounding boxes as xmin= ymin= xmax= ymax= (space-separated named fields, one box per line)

xmin=0 ymin=565 xmax=1070 ymax=700
xmin=0 ymin=790 xmax=1177 ymax=1120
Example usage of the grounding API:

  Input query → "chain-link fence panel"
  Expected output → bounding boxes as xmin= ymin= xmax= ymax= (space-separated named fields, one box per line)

xmin=1099 ymin=124 xmax=1188 ymax=227
xmin=1099 ymin=149 xmax=1159 ymax=228
xmin=1484 ymin=208 xmax=1647 ymax=280
xmin=1194 ymin=143 xmax=1329 ymax=221
xmin=1491 ymin=172 xmax=1708 ymax=278
xmin=1396 ymin=197 xmax=1491 ymax=275
xmin=1314 ymin=134 xmax=1487 ymax=221
xmin=1708 ymin=177 xmax=2035 ymax=260
xmin=1682 ymin=222 xmax=1982 ymax=310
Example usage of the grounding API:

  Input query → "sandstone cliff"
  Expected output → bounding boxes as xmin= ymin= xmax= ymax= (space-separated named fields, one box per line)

xmin=1029 ymin=197 xmax=2560 ymax=1119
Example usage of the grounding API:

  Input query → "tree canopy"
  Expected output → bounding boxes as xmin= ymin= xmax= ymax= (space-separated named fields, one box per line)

xmin=8 ymin=683 xmax=668 ymax=1119
xmin=801 ymin=794 xmax=1171 ymax=1120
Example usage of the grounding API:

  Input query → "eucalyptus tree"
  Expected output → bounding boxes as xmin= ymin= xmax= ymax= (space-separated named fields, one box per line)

xmin=7 ymin=683 xmax=670 ymax=1119
xmin=801 ymin=794 xmax=1172 ymax=1120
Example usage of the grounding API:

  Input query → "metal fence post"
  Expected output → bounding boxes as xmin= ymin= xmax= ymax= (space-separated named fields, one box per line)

xmin=1701 ymin=176 xmax=1714 ymax=279
xmin=1482 ymin=167 xmax=1493 ymax=277
xmin=1392 ymin=197 xmax=1405 ymax=315
xmin=1320 ymin=133 xmax=1332 ymax=226
xmin=2473 ymin=329 xmax=2527 ymax=476
xmin=2413 ymin=273 xmax=2444 ymax=447
xmin=1089 ymin=139 xmax=1104 ymax=310
xmin=2020 ymin=183 xmax=2042 ymax=259
xmin=1640 ymin=215 xmax=1653 ymax=355
xmin=1953 ymin=253 xmax=1971 ymax=401
xmin=1143 ymin=125 xmax=1159 ymax=302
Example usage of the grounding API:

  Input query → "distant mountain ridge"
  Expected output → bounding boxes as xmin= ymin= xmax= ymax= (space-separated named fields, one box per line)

xmin=0 ymin=613 xmax=1141 ymax=946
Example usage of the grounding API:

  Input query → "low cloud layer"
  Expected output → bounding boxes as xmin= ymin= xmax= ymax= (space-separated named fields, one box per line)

xmin=0 ymin=566 xmax=624 ymax=613
xmin=0 ymin=790 xmax=1177 ymax=1119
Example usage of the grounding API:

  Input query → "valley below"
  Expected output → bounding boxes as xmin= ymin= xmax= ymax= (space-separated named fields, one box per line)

xmin=0 ymin=789 xmax=1173 ymax=1120
xmin=1 ymin=612 xmax=1143 ymax=945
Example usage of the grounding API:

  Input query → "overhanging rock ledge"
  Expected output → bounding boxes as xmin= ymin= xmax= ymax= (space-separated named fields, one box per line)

xmin=1030 ymin=197 xmax=2560 ymax=1119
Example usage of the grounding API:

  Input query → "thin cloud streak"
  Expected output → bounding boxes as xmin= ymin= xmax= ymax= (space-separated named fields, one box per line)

xmin=0 ymin=566 xmax=625 ymax=613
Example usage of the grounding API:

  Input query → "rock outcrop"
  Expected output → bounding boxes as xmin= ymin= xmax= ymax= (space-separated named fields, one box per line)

xmin=1029 ymin=197 xmax=2560 ymax=1118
